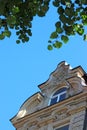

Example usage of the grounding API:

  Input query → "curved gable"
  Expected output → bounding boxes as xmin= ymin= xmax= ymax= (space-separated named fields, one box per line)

xmin=11 ymin=92 xmax=44 ymax=122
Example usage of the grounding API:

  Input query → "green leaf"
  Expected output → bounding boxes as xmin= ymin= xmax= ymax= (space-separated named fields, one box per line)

xmin=0 ymin=33 xmax=5 ymax=40
xmin=63 ymin=25 xmax=73 ymax=35
xmin=3 ymin=30 xmax=11 ymax=37
xmin=33 ymin=0 xmax=37 ymax=4
xmin=25 ymin=37 xmax=29 ymax=42
xmin=61 ymin=35 xmax=69 ymax=43
xmin=27 ymin=30 xmax=32 ymax=36
xmin=81 ymin=0 xmax=87 ymax=5
xmin=67 ymin=18 xmax=74 ymax=25
xmin=81 ymin=15 xmax=87 ymax=20
xmin=52 ymin=0 xmax=60 ymax=7
xmin=7 ymin=15 xmax=16 ymax=25
xmin=12 ymin=6 xmax=20 ymax=14
xmin=74 ymin=24 xmax=84 ymax=34
xmin=37 ymin=11 xmax=45 ymax=17
xmin=84 ymin=34 xmax=87 ymax=41
xmin=16 ymin=40 xmax=20 ymax=44
xmin=48 ymin=40 xmax=52 ymax=43
xmin=47 ymin=45 xmax=53 ymax=50
xmin=77 ymin=28 xmax=84 ymax=35
xmin=57 ymin=6 xmax=64 ymax=14
xmin=65 ymin=6 xmax=75 ymax=16
xmin=59 ymin=14 xmax=67 ymax=24
xmin=61 ymin=0 xmax=65 ymax=5
xmin=65 ymin=1 xmax=71 ymax=7
xmin=50 ymin=31 xmax=58 ymax=39
xmin=82 ymin=19 xmax=87 ymax=25
xmin=65 ymin=7 xmax=71 ymax=17
xmin=53 ymin=41 xmax=62 ymax=48
xmin=22 ymin=39 xmax=25 ymax=43
xmin=55 ymin=21 xmax=61 ymax=28
xmin=56 ymin=27 xmax=63 ymax=34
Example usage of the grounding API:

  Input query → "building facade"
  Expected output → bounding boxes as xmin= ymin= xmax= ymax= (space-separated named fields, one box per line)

xmin=10 ymin=61 xmax=87 ymax=130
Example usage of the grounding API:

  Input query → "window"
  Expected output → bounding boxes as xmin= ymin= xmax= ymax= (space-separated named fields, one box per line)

xmin=50 ymin=88 xmax=67 ymax=105
xmin=55 ymin=125 xmax=69 ymax=130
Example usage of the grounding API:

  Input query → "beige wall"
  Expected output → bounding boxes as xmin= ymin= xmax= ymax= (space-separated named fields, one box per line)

xmin=11 ymin=62 xmax=87 ymax=130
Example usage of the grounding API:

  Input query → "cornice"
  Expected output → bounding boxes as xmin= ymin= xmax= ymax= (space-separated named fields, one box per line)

xmin=12 ymin=91 xmax=87 ymax=128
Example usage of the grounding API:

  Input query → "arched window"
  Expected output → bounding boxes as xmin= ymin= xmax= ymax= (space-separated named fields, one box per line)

xmin=50 ymin=87 xmax=67 ymax=105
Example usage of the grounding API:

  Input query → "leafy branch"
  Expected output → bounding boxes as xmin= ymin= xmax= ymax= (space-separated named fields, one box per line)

xmin=0 ymin=0 xmax=87 ymax=50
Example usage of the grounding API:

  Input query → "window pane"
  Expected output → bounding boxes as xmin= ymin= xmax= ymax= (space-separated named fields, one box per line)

xmin=55 ymin=125 xmax=69 ymax=130
xmin=50 ymin=97 xmax=57 ymax=105
xmin=49 ymin=87 xmax=67 ymax=105
xmin=59 ymin=93 xmax=66 ymax=102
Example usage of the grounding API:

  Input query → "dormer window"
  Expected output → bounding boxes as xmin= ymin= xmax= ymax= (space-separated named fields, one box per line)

xmin=50 ymin=88 xmax=67 ymax=105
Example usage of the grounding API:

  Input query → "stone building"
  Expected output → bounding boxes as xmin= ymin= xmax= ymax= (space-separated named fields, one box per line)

xmin=10 ymin=61 xmax=87 ymax=130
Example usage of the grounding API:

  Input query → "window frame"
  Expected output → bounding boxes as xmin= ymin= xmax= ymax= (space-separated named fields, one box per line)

xmin=49 ymin=87 xmax=67 ymax=105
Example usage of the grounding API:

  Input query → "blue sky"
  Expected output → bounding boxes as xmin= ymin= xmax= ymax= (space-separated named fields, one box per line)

xmin=0 ymin=4 xmax=87 ymax=130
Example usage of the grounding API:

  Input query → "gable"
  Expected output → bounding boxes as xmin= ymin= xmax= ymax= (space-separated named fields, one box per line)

xmin=11 ymin=61 xmax=87 ymax=125
xmin=38 ymin=61 xmax=86 ymax=98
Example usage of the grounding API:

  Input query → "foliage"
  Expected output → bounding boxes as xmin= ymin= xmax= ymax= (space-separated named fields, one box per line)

xmin=48 ymin=0 xmax=87 ymax=50
xmin=0 ymin=0 xmax=50 ymax=43
xmin=0 ymin=0 xmax=87 ymax=49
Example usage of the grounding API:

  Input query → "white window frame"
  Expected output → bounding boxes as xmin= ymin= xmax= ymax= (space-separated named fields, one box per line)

xmin=51 ymin=91 xmax=66 ymax=102
xmin=49 ymin=88 xmax=67 ymax=105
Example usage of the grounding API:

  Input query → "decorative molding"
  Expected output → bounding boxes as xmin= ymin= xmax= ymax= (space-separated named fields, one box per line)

xmin=10 ymin=61 xmax=87 ymax=130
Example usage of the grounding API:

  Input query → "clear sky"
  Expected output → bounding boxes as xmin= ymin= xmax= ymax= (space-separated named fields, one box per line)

xmin=0 ymin=3 xmax=87 ymax=130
